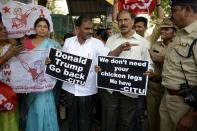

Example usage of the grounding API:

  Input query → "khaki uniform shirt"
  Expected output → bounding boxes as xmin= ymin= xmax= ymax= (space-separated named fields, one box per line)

xmin=151 ymin=41 xmax=167 ymax=79
xmin=149 ymin=41 xmax=168 ymax=92
xmin=162 ymin=20 xmax=197 ymax=90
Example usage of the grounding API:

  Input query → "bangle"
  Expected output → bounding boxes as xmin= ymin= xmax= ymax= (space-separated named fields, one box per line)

xmin=156 ymin=4 xmax=161 ymax=6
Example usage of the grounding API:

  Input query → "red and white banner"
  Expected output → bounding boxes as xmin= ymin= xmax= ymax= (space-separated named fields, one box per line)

xmin=0 ymin=81 xmax=18 ymax=112
xmin=1 ymin=49 xmax=57 ymax=93
xmin=0 ymin=1 xmax=53 ymax=38
xmin=118 ymin=0 xmax=156 ymax=14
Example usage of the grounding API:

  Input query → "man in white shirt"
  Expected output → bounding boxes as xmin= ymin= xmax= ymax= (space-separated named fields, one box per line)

xmin=101 ymin=10 xmax=153 ymax=131
xmin=61 ymin=16 xmax=109 ymax=131
xmin=61 ymin=16 xmax=129 ymax=131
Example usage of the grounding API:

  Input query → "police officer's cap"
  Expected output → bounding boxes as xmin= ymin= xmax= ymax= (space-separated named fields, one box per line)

xmin=170 ymin=0 xmax=197 ymax=6
xmin=160 ymin=18 xmax=177 ymax=29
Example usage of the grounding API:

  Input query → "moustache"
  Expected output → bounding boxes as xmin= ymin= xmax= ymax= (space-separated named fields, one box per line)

xmin=120 ymin=25 xmax=128 ymax=29
xmin=86 ymin=33 xmax=92 ymax=37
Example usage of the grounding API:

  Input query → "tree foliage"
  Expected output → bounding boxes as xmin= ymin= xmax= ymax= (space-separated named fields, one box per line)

xmin=150 ymin=0 xmax=171 ymax=25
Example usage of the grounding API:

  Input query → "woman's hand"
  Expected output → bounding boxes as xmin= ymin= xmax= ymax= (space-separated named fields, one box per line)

xmin=8 ymin=45 xmax=24 ymax=55
xmin=7 ymin=44 xmax=24 ymax=57
xmin=0 ymin=44 xmax=24 ymax=65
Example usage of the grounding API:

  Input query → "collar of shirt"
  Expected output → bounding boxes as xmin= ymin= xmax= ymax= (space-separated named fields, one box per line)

xmin=158 ymin=41 xmax=167 ymax=47
xmin=183 ymin=20 xmax=197 ymax=34
xmin=162 ymin=42 xmax=168 ymax=47
xmin=175 ymin=20 xmax=197 ymax=46
xmin=73 ymin=35 xmax=92 ymax=45
xmin=117 ymin=30 xmax=138 ymax=40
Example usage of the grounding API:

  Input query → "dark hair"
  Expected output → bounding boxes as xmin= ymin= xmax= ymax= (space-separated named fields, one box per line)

xmin=75 ymin=16 xmax=92 ymax=27
xmin=96 ymin=28 xmax=109 ymax=42
xmin=27 ymin=34 xmax=37 ymax=39
xmin=179 ymin=4 xmax=197 ymax=13
xmin=63 ymin=32 xmax=75 ymax=41
xmin=117 ymin=10 xmax=136 ymax=21
xmin=34 ymin=17 xmax=50 ymax=30
xmin=191 ymin=5 xmax=197 ymax=13
xmin=134 ymin=17 xmax=148 ymax=27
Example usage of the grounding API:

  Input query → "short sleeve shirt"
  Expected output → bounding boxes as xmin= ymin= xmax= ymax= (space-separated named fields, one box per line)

xmin=61 ymin=36 xmax=110 ymax=96
xmin=162 ymin=20 xmax=197 ymax=90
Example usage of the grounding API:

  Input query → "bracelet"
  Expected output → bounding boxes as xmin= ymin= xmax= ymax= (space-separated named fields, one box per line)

xmin=156 ymin=4 xmax=161 ymax=6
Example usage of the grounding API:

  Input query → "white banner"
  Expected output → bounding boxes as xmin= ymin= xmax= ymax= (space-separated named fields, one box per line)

xmin=0 ymin=1 xmax=53 ymax=38
xmin=1 ymin=50 xmax=57 ymax=93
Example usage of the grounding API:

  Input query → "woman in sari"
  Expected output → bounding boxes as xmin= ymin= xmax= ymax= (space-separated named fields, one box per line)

xmin=24 ymin=17 xmax=61 ymax=131
xmin=0 ymin=20 xmax=23 ymax=131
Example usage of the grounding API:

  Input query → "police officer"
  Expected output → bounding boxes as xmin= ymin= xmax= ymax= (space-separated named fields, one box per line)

xmin=146 ymin=17 xmax=176 ymax=131
xmin=160 ymin=0 xmax=197 ymax=131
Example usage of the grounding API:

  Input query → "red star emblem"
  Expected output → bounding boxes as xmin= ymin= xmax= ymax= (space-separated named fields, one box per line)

xmin=3 ymin=6 xmax=10 ymax=14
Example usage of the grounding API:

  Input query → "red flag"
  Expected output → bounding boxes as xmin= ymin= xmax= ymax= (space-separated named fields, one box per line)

xmin=0 ymin=81 xmax=18 ymax=112
xmin=118 ymin=0 xmax=156 ymax=14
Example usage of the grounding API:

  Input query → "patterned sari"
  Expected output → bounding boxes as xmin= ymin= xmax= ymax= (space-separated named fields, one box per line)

xmin=24 ymin=38 xmax=61 ymax=131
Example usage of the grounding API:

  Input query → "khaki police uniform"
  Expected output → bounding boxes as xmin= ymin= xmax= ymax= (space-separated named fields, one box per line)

xmin=160 ymin=20 xmax=197 ymax=131
xmin=146 ymin=18 xmax=176 ymax=131
xmin=146 ymin=41 xmax=166 ymax=131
